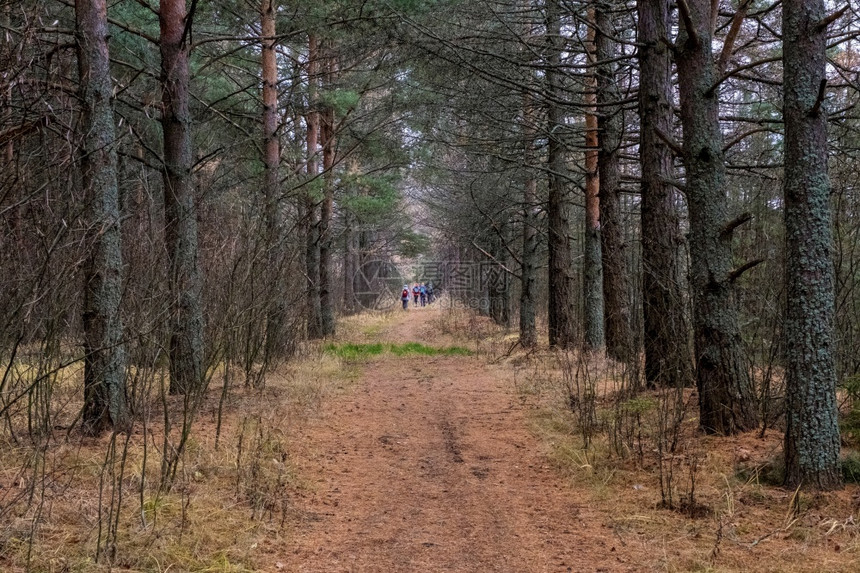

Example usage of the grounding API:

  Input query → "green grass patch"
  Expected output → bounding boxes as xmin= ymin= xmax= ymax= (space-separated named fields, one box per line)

xmin=323 ymin=342 xmax=471 ymax=359
xmin=388 ymin=342 xmax=472 ymax=356
xmin=323 ymin=342 xmax=385 ymax=360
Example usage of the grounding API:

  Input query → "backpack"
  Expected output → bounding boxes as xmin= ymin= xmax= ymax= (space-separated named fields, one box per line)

xmin=402 ymin=288 xmax=409 ymax=299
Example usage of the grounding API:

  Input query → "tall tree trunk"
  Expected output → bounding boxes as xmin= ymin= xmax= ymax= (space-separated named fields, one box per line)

xmin=520 ymin=90 xmax=538 ymax=348
xmin=782 ymin=0 xmax=841 ymax=489
xmin=342 ymin=211 xmax=357 ymax=315
xmin=261 ymin=0 xmax=286 ymax=363
xmin=638 ymin=0 xmax=693 ymax=389
xmin=583 ymin=7 xmax=604 ymax=351
xmin=545 ymin=0 xmax=575 ymax=349
xmin=342 ymin=159 xmax=359 ymax=315
xmin=75 ymin=0 xmax=129 ymax=434
xmin=595 ymin=1 xmax=632 ymax=361
xmin=319 ymin=44 xmax=336 ymax=337
xmin=305 ymin=34 xmax=322 ymax=339
xmin=160 ymin=0 xmax=203 ymax=395
xmin=675 ymin=0 xmax=758 ymax=433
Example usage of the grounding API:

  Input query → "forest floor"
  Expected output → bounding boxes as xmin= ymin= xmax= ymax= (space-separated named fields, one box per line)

xmin=275 ymin=306 xmax=622 ymax=572
xmin=261 ymin=305 xmax=860 ymax=572
xmin=5 ymin=304 xmax=860 ymax=572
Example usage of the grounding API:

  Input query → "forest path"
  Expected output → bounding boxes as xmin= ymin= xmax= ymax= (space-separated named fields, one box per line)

xmin=275 ymin=307 xmax=634 ymax=572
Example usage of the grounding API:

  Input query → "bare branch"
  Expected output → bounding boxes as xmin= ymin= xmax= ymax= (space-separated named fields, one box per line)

xmin=720 ymin=212 xmax=752 ymax=238
xmin=717 ymin=0 xmax=753 ymax=74
xmin=729 ymin=258 xmax=765 ymax=282
xmin=471 ymin=241 xmax=520 ymax=279
xmin=723 ymin=127 xmax=775 ymax=152
xmin=815 ymin=5 xmax=848 ymax=32
xmin=56 ymin=0 xmax=158 ymax=43
xmin=677 ymin=0 xmax=700 ymax=48
xmin=661 ymin=177 xmax=687 ymax=193
xmin=0 ymin=117 xmax=49 ymax=146
xmin=708 ymin=55 xmax=781 ymax=95
xmin=809 ymin=79 xmax=827 ymax=117
xmin=710 ymin=0 xmax=720 ymax=34
xmin=181 ymin=0 xmax=199 ymax=48
xmin=655 ymin=127 xmax=683 ymax=156
xmin=660 ymin=36 xmax=678 ymax=55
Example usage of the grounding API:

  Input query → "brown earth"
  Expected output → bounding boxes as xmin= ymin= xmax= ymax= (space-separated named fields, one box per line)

xmin=271 ymin=308 xmax=639 ymax=573
xmin=4 ymin=305 xmax=860 ymax=572
xmin=237 ymin=305 xmax=860 ymax=573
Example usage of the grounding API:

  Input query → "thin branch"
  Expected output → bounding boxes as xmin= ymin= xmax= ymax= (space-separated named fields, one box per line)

xmin=655 ymin=127 xmax=683 ymax=156
xmin=660 ymin=35 xmax=678 ymax=55
xmin=815 ymin=5 xmax=848 ymax=32
xmin=661 ymin=177 xmax=687 ymax=193
xmin=809 ymin=79 xmax=827 ymax=117
xmin=729 ymin=258 xmax=765 ymax=282
xmin=133 ymin=0 xmax=158 ymax=16
xmin=717 ymin=0 xmax=752 ymax=74
xmin=56 ymin=0 xmax=158 ymax=44
xmin=710 ymin=0 xmax=721 ymax=34
xmin=708 ymin=55 xmax=782 ymax=95
xmin=677 ymin=0 xmax=700 ymax=48
xmin=471 ymin=240 xmax=520 ymax=279
xmin=720 ymin=212 xmax=752 ymax=238
xmin=723 ymin=127 xmax=775 ymax=152
xmin=0 ymin=117 xmax=49 ymax=146
xmin=180 ymin=0 xmax=199 ymax=48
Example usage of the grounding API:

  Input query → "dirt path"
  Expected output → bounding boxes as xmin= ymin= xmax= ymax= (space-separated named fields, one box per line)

xmin=278 ymin=308 xmax=635 ymax=572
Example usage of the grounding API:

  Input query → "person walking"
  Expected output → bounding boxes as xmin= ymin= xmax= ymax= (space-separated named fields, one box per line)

xmin=401 ymin=285 xmax=410 ymax=310
xmin=419 ymin=283 xmax=427 ymax=307
xmin=412 ymin=283 xmax=420 ymax=307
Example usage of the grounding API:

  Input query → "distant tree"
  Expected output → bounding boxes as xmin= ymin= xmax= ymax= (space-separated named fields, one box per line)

xmin=583 ymin=7 xmax=604 ymax=351
xmin=319 ymin=40 xmax=337 ymax=337
xmin=261 ymin=0 xmax=288 ymax=363
xmin=520 ymin=86 xmax=539 ymax=348
xmin=595 ymin=0 xmax=632 ymax=361
xmin=75 ymin=0 xmax=129 ymax=434
xmin=637 ymin=0 xmax=693 ymax=389
xmin=782 ymin=0 xmax=842 ymax=489
xmin=545 ymin=0 xmax=575 ymax=349
xmin=160 ymin=0 xmax=203 ymax=394
xmin=305 ymin=33 xmax=323 ymax=339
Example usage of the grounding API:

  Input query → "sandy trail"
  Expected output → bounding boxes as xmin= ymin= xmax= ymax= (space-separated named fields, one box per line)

xmin=278 ymin=308 xmax=634 ymax=572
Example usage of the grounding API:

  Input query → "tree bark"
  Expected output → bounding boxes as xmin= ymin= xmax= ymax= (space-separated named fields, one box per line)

xmin=675 ymin=0 xmax=759 ymax=433
xmin=782 ymin=0 xmax=842 ymax=489
xmin=261 ymin=0 xmax=287 ymax=363
xmin=595 ymin=1 xmax=632 ymax=361
xmin=160 ymin=0 xmax=203 ymax=395
xmin=545 ymin=0 xmax=575 ymax=349
xmin=305 ymin=34 xmax=322 ymax=339
xmin=520 ymin=90 xmax=538 ymax=348
xmin=638 ymin=0 xmax=694 ymax=388
xmin=342 ymin=211 xmax=357 ymax=315
xmin=319 ymin=43 xmax=336 ymax=338
xmin=75 ymin=0 xmax=129 ymax=434
xmin=583 ymin=7 xmax=605 ymax=351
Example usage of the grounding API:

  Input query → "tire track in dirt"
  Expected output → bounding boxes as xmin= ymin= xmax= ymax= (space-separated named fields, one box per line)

xmin=279 ymin=309 xmax=637 ymax=572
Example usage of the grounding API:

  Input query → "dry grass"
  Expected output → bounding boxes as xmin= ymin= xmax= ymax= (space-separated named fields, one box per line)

xmin=0 ymin=326 xmax=370 ymax=573
xmin=426 ymin=313 xmax=860 ymax=571
xmin=3 ymin=310 xmax=860 ymax=572
xmin=512 ymin=349 xmax=860 ymax=572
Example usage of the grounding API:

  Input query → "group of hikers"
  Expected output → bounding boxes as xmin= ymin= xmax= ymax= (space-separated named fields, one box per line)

xmin=401 ymin=282 xmax=434 ymax=309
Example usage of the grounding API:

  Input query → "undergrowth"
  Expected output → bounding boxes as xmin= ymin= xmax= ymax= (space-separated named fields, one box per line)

xmin=513 ymin=348 xmax=860 ymax=572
